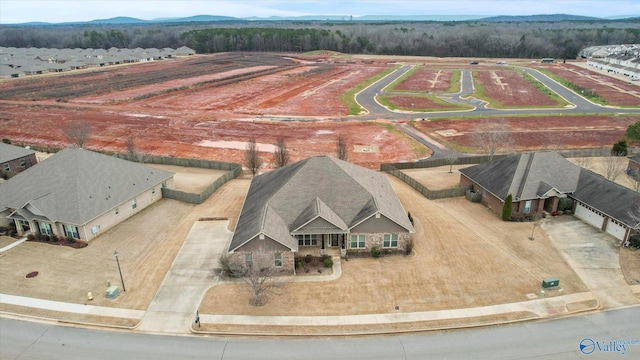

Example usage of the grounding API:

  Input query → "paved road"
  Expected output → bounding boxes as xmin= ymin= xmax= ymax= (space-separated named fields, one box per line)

xmin=2 ymin=306 xmax=639 ymax=359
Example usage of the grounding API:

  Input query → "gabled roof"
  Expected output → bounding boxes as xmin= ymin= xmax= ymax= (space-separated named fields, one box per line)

xmin=229 ymin=156 xmax=414 ymax=252
xmin=0 ymin=148 xmax=173 ymax=225
xmin=0 ymin=143 xmax=35 ymax=163
xmin=572 ymin=170 xmax=640 ymax=228
xmin=459 ymin=152 xmax=581 ymax=201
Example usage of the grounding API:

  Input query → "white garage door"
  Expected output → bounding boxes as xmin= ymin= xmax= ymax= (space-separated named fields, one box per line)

xmin=574 ymin=203 xmax=605 ymax=229
xmin=605 ymin=220 xmax=626 ymax=241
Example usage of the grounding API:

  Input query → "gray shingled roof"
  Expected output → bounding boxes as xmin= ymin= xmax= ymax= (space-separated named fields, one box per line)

xmin=630 ymin=154 xmax=640 ymax=164
xmin=0 ymin=148 xmax=173 ymax=225
xmin=572 ymin=170 xmax=640 ymax=228
xmin=0 ymin=142 xmax=35 ymax=163
xmin=459 ymin=152 xmax=581 ymax=201
xmin=229 ymin=156 xmax=414 ymax=252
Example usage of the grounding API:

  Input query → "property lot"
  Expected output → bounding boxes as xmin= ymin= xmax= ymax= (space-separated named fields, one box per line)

xmin=198 ymin=174 xmax=587 ymax=317
xmin=474 ymin=70 xmax=564 ymax=108
xmin=393 ymin=68 xmax=454 ymax=92
xmin=537 ymin=63 xmax=640 ymax=106
xmin=0 ymin=168 xmax=251 ymax=325
xmin=412 ymin=114 xmax=639 ymax=151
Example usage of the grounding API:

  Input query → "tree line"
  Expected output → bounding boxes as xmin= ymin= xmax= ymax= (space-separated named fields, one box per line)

xmin=1 ymin=19 xmax=639 ymax=58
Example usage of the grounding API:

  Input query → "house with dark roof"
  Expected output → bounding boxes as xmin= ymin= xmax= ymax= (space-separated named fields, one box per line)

xmin=0 ymin=148 xmax=174 ymax=241
xmin=460 ymin=151 xmax=640 ymax=242
xmin=0 ymin=143 xmax=38 ymax=174
xmin=628 ymin=154 xmax=640 ymax=177
xmin=228 ymin=156 xmax=414 ymax=274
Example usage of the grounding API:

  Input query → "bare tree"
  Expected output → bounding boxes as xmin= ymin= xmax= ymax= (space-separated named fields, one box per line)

xmin=444 ymin=148 xmax=459 ymax=173
xmin=336 ymin=135 xmax=348 ymax=161
xmin=219 ymin=252 xmax=281 ymax=306
xmin=273 ymin=136 xmax=290 ymax=168
xmin=62 ymin=121 xmax=91 ymax=148
xmin=125 ymin=136 xmax=145 ymax=162
xmin=471 ymin=119 xmax=512 ymax=162
xmin=245 ymin=137 xmax=261 ymax=177
xmin=604 ymin=156 xmax=625 ymax=181
xmin=574 ymin=155 xmax=593 ymax=169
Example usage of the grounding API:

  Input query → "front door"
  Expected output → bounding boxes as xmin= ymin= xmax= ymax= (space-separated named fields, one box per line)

xmin=331 ymin=234 xmax=339 ymax=247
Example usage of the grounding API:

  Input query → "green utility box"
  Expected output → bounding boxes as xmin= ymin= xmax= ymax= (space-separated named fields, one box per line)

xmin=106 ymin=285 xmax=120 ymax=299
xmin=542 ymin=277 xmax=559 ymax=289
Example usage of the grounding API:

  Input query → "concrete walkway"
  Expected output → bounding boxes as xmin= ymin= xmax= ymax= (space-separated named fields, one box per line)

xmin=135 ymin=220 xmax=232 ymax=334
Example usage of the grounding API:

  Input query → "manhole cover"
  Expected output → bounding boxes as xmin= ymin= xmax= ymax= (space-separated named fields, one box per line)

xmin=26 ymin=271 xmax=39 ymax=278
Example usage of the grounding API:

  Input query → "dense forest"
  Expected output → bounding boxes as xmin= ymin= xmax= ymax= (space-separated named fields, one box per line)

xmin=1 ymin=19 xmax=639 ymax=59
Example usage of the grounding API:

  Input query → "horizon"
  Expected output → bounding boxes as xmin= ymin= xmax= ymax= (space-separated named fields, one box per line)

xmin=1 ymin=0 xmax=639 ymax=24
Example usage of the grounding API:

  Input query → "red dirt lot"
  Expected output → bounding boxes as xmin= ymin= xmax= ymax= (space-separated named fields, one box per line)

xmin=537 ymin=63 xmax=640 ymax=106
xmin=0 ymin=102 xmax=423 ymax=169
xmin=475 ymin=70 xmax=560 ymax=107
xmin=413 ymin=114 xmax=640 ymax=150
xmin=395 ymin=68 xmax=453 ymax=92
xmin=384 ymin=95 xmax=467 ymax=111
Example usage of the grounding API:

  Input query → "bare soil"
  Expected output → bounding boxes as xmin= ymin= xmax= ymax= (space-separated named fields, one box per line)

xmin=536 ymin=63 xmax=640 ymax=106
xmin=412 ymin=114 xmax=639 ymax=151
xmin=394 ymin=68 xmax=453 ymax=92
xmin=198 ymin=174 xmax=587 ymax=316
xmin=474 ymin=70 xmax=561 ymax=107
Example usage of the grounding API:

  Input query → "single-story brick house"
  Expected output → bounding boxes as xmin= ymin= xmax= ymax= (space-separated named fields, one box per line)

xmin=0 ymin=147 xmax=174 ymax=241
xmin=228 ymin=156 xmax=415 ymax=274
xmin=460 ymin=151 xmax=639 ymax=242
xmin=0 ymin=142 xmax=38 ymax=174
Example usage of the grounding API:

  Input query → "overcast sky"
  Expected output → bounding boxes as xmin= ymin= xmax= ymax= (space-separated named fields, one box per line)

xmin=1 ymin=0 xmax=638 ymax=24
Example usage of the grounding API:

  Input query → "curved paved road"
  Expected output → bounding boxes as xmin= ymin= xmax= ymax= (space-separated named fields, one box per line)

xmin=2 ymin=306 xmax=639 ymax=359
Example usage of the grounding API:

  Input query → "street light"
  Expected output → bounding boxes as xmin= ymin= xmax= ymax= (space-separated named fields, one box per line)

xmin=113 ymin=250 xmax=126 ymax=292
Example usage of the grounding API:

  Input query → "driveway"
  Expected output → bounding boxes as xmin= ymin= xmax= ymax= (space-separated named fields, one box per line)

xmin=136 ymin=220 xmax=232 ymax=334
xmin=543 ymin=216 xmax=640 ymax=308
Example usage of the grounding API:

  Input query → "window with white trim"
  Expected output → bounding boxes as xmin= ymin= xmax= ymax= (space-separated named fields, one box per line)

xmin=350 ymin=234 xmax=365 ymax=249
xmin=151 ymin=187 xmax=156 ymax=194
xmin=524 ymin=200 xmax=532 ymax=214
xmin=3 ymin=163 xmax=9 ymax=171
xmin=132 ymin=198 xmax=137 ymax=209
xmin=63 ymin=225 xmax=80 ymax=239
xmin=245 ymin=253 xmax=253 ymax=268
xmin=115 ymin=207 xmax=119 ymax=215
xmin=274 ymin=253 xmax=282 ymax=267
xmin=383 ymin=234 xmax=398 ymax=248
xmin=38 ymin=222 xmax=53 ymax=235
xmin=20 ymin=159 xmax=26 ymax=167
xmin=296 ymin=234 xmax=318 ymax=246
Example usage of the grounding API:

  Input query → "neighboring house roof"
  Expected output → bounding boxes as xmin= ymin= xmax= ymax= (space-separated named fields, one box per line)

xmin=630 ymin=154 xmax=640 ymax=164
xmin=0 ymin=142 xmax=35 ymax=163
xmin=459 ymin=152 xmax=581 ymax=202
xmin=460 ymin=151 xmax=640 ymax=228
xmin=229 ymin=156 xmax=414 ymax=252
xmin=572 ymin=170 xmax=640 ymax=229
xmin=0 ymin=147 xmax=174 ymax=226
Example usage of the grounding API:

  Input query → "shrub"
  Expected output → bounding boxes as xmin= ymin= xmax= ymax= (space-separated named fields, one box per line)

xmin=323 ymin=257 xmax=334 ymax=268
xmin=405 ymin=238 xmax=414 ymax=255
xmin=371 ymin=247 xmax=381 ymax=258
xmin=27 ymin=234 xmax=36 ymax=241
xmin=304 ymin=254 xmax=313 ymax=263
xmin=502 ymin=194 xmax=513 ymax=221
xmin=2 ymin=138 xmax=10 ymax=144
xmin=558 ymin=197 xmax=573 ymax=212
xmin=296 ymin=261 xmax=304 ymax=269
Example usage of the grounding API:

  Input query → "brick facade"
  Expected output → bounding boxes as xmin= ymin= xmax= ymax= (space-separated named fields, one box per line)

xmin=1 ymin=153 xmax=37 ymax=173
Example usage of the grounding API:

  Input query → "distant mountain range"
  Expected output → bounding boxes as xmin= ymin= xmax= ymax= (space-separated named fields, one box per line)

xmin=11 ymin=13 xmax=640 ymax=26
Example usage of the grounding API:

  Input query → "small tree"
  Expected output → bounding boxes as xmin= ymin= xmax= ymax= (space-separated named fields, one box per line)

xmin=273 ymin=136 xmax=290 ymax=168
xmin=611 ymin=139 xmax=628 ymax=156
xmin=126 ymin=136 xmax=144 ymax=162
xmin=62 ymin=121 xmax=91 ymax=148
xmin=471 ymin=119 xmax=513 ymax=162
xmin=245 ymin=137 xmax=261 ymax=177
xmin=625 ymin=121 xmax=640 ymax=145
xmin=444 ymin=148 xmax=459 ymax=173
xmin=502 ymin=194 xmax=513 ymax=221
xmin=604 ymin=156 xmax=625 ymax=181
xmin=336 ymin=135 xmax=348 ymax=161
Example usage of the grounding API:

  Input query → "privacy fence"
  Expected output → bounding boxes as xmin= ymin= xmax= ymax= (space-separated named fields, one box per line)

xmin=380 ymin=155 xmax=509 ymax=200
xmin=114 ymin=154 xmax=242 ymax=204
